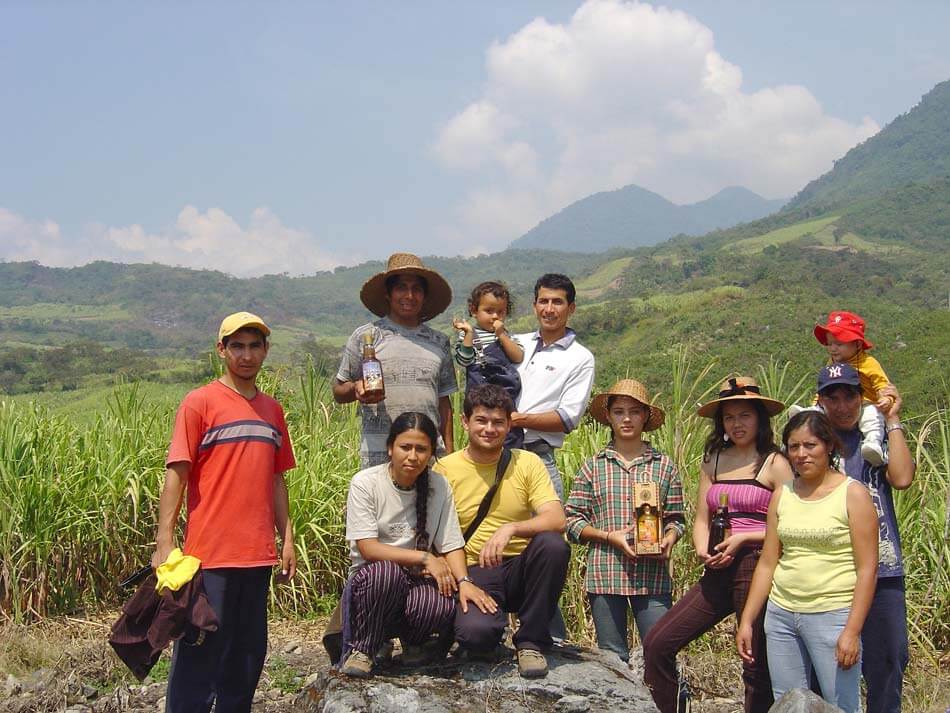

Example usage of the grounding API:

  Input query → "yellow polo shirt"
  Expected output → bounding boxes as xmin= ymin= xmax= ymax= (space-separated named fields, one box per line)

xmin=434 ymin=449 xmax=559 ymax=565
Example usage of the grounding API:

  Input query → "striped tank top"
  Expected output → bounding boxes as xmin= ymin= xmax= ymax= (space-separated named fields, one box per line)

xmin=706 ymin=480 xmax=772 ymax=534
xmin=706 ymin=454 xmax=773 ymax=536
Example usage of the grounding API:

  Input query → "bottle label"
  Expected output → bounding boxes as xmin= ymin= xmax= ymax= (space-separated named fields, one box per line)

xmin=362 ymin=362 xmax=384 ymax=391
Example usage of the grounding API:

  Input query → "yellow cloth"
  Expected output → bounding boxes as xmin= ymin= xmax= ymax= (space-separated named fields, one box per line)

xmin=434 ymin=449 xmax=559 ymax=565
xmin=846 ymin=351 xmax=890 ymax=402
xmin=155 ymin=548 xmax=201 ymax=593
xmin=770 ymin=479 xmax=858 ymax=613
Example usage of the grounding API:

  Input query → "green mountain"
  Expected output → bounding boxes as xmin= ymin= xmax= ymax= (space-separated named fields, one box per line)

xmin=3 ymin=82 xmax=949 ymax=407
xmin=785 ymin=79 xmax=950 ymax=213
xmin=3 ymin=178 xmax=946 ymax=403
xmin=571 ymin=176 xmax=949 ymax=401
xmin=509 ymin=185 xmax=785 ymax=253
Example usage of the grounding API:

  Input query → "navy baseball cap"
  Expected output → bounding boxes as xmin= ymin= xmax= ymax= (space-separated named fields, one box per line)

xmin=817 ymin=363 xmax=861 ymax=393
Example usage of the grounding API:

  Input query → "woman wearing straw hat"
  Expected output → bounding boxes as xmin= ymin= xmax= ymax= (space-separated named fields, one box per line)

xmin=643 ymin=377 xmax=793 ymax=713
xmin=564 ymin=379 xmax=686 ymax=664
xmin=333 ymin=253 xmax=459 ymax=467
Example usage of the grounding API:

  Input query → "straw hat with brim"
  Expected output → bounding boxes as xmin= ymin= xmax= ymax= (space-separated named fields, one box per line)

xmin=360 ymin=253 xmax=452 ymax=322
xmin=589 ymin=379 xmax=666 ymax=431
xmin=696 ymin=376 xmax=785 ymax=418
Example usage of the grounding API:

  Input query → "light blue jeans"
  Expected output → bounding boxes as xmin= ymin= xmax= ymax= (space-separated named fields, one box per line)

xmin=523 ymin=440 xmax=564 ymax=500
xmin=589 ymin=593 xmax=672 ymax=663
xmin=764 ymin=601 xmax=861 ymax=713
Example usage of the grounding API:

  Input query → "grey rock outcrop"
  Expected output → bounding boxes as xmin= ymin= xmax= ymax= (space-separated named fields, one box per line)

xmin=768 ymin=688 xmax=844 ymax=713
xmin=297 ymin=648 xmax=658 ymax=712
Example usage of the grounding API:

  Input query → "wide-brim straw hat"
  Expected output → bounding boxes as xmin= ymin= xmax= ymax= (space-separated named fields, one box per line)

xmin=588 ymin=379 xmax=665 ymax=432
xmin=360 ymin=252 xmax=452 ymax=322
xmin=696 ymin=376 xmax=785 ymax=418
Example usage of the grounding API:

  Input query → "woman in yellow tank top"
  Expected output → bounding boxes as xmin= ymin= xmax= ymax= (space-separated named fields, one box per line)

xmin=735 ymin=411 xmax=878 ymax=713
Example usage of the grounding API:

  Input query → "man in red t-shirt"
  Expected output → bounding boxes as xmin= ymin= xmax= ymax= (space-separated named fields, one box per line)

xmin=152 ymin=311 xmax=296 ymax=713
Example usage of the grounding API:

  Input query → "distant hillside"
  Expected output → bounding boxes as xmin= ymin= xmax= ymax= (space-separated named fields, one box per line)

xmin=4 ymin=82 xmax=950 ymax=406
xmin=509 ymin=185 xmax=785 ymax=253
xmin=786 ymin=79 xmax=950 ymax=213
xmin=0 ymin=250 xmax=603 ymax=353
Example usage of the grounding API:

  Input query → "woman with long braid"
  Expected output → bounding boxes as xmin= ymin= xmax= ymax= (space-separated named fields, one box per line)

xmin=340 ymin=412 xmax=496 ymax=677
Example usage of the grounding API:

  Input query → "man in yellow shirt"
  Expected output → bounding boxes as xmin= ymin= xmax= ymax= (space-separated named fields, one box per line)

xmin=434 ymin=384 xmax=568 ymax=678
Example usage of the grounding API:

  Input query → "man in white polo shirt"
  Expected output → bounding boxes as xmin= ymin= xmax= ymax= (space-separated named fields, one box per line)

xmin=511 ymin=273 xmax=595 ymax=500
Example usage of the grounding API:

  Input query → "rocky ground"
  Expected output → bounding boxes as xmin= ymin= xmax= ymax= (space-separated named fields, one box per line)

xmin=0 ymin=613 xmax=747 ymax=713
xmin=2 ymin=613 xmax=947 ymax=712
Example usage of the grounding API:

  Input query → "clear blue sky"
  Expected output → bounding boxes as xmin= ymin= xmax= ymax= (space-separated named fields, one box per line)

xmin=2 ymin=1 xmax=948 ymax=275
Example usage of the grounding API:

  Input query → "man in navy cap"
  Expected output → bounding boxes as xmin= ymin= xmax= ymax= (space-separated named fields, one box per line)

xmin=816 ymin=363 xmax=914 ymax=713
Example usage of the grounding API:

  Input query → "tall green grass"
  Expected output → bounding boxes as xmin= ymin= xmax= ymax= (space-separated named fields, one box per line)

xmin=0 ymin=354 xmax=946 ymax=660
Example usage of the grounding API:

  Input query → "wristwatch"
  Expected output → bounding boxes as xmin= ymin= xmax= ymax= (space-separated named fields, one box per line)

xmin=457 ymin=575 xmax=474 ymax=585
xmin=885 ymin=422 xmax=905 ymax=434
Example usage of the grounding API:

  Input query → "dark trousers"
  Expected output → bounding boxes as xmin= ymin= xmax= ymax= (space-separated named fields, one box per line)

xmin=455 ymin=531 xmax=569 ymax=652
xmin=643 ymin=549 xmax=772 ymax=713
xmin=862 ymin=576 xmax=909 ymax=713
xmin=348 ymin=560 xmax=456 ymax=656
xmin=165 ymin=567 xmax=271 ymax=713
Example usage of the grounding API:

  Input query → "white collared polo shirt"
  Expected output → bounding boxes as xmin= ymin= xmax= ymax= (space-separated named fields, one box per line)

xmin=513 ymin=328 xmax=595 ymax=448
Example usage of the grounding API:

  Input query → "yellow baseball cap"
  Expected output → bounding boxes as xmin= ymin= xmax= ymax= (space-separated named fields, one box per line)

xmin=218 ymin=312 xmax=271 ymax=343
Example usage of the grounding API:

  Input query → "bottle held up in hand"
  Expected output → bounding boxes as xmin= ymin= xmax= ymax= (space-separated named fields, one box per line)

xmin=707 ymin=491 xmax=731 ymax=556
xmin=632 ymin=482 xmax=663 ymax=555
xmin=360 ymin=331 xmax=385 ymax=399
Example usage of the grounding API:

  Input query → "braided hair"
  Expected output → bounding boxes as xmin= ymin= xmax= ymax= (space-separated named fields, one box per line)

xmin=386 ymin=412 xmax=439 ymax=552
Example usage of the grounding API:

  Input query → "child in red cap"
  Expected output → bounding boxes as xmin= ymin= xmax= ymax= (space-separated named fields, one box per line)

xmin=812 ymin=310 xmax=893 ymax=465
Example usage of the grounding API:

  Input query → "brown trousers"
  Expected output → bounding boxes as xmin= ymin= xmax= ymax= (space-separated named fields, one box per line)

xmin=643 ymin=548 xmax=772 ymax=713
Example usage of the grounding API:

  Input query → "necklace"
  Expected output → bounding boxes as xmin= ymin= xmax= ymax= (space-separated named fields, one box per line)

xmin=388 ymin=465 xmax=416 ymax=492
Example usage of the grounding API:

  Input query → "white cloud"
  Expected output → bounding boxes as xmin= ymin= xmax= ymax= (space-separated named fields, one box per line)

xmin=432 ymin=0 xmax=880 ymax=250
xmin=0 ymin=205 xmax=351 ymax=277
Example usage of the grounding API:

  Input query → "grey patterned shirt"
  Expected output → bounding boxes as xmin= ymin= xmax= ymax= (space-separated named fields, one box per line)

xmin=337 ymin=317 xmax=458 ymax=466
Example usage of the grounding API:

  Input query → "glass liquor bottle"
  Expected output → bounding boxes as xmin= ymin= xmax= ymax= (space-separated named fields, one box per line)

xmin=707 ymin=491 xmax=731 ymax=556
xmin=637 ymin=504 xmax=660 ymax=546
xmin=360 ymin=331 xmax=385 ymax=399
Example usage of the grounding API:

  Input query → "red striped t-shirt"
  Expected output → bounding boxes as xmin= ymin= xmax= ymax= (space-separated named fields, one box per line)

xmin=166 ymin=380 xmax=295 ymax=568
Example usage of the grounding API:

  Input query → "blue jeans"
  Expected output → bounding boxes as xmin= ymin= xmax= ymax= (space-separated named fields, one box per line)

xmin=590 ymin=593 xmax=671 ymax=663
xmin=862 ymin=577 xmax=908 ymax=713
xmin=523 ymin=440 xmax=564 ymax=500
xmin=764 ymin=601 xmax=861 ymax=713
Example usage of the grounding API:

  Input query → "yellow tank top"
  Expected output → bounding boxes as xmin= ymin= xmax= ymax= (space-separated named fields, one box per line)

xmin=770 ymin=477 xmax=858 ymax=613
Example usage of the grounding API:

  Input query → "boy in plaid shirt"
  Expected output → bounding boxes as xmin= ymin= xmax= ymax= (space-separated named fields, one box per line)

xmin=564 ymin=379 xmax=684 ymax=663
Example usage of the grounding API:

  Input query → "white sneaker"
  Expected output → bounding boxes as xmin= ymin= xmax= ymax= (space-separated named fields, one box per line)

xmin=861 ymin=440 xmax=885 ymax=466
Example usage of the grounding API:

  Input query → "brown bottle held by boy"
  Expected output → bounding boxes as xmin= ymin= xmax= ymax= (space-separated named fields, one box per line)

xmin=707 ymin=491 xmax=731 ymax=556
xmin=632 ymin=482 xmax=662 ymax=556
xmin=360 ymin=331 xmax=385 ymax=399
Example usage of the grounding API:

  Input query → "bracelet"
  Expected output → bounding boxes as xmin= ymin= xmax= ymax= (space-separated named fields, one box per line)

xmin=457 ymin=575 xmax=474 ymax=585
xmin=421 ymin=551 xmax=430 ymax=567
xmin=604 ymin=531 xmax=613 ymax=546
xmin=885 ymin=422 xmax=905 ymax=434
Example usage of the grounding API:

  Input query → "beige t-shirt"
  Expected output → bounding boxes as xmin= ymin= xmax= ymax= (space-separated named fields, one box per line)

xmin=345 ymin=462 xmax=465 ymax=574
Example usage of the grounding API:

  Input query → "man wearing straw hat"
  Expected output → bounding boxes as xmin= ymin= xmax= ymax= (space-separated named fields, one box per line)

xmin=334 ymin=253 xmax=458 ymax=467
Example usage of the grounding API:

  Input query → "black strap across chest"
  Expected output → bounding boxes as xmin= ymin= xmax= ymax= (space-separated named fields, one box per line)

xmin=463 ymin=448 xmax=512 ymax=542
